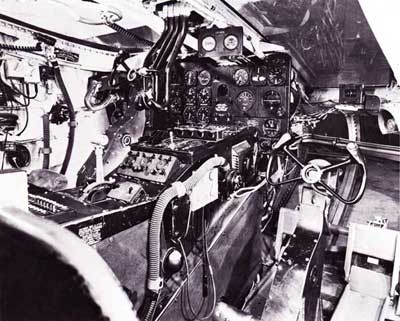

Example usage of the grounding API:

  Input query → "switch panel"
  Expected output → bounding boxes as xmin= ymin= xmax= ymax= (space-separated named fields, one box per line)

xmin=117 ymin=151 xmax=180 ymax=183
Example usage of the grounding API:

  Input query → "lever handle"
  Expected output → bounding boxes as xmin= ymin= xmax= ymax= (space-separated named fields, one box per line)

xmin=346 ymin=142 xmax=365 ymax=167
xmin=272 ymin=133 xmax=292 ymax=150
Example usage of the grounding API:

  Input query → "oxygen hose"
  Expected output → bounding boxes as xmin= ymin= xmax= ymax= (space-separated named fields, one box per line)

xmin=143 ymin=156 xmax=226 ymax=321
xmin=84 ymin=79 xmax=119 ymax=112
xmin=50 ymin=60 xmax=76 ymax=175
xmin=42 ymin=113 xmax=51 ymax=169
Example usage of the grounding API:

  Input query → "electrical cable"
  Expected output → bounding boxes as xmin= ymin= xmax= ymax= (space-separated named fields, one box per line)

xmin=232 ymin=178 xmax=267 ymax=198
xmin=50 ymin=59 xmax=76 ymax=175
xmin=177 ymin=209 xmax=217 ymax=321
xmin=0 ymin=84 xmax=15 ymax=170
xmin=0 ymin=62 xmax=32 ymax=136
xmin=0 ymin=62 xmax=31 ymax=107
xmin=16 ymin=106 xmax=29 ymax=136
xmin=199 ymin=208 xmax=217 ymax=320
xmin=1 ymin=130 xmax=8 ymax=170
xmin=178 ymin=239 xmax=207 ymax=321
xmin=9 ymin=81 xmax=38 ymax=100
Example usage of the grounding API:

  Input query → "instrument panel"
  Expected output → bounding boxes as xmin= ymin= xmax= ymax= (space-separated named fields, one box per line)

xmin=169 ymin=53 xmax=291 ymax=147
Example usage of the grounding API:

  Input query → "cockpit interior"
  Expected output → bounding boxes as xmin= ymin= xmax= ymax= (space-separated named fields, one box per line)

xmin=0 ymin=1 xmax=399 ymax=321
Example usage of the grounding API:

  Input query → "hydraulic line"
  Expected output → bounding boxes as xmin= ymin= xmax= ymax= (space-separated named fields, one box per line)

xmin=155 ymin=16 xmax=181 ymax=71
xmin=42 ymin=113 xmax=51 ymax=169
xmin=164 ymin=16 xmax=188 ymax=104
xmin=154 ymin=16 xmax=182 ymax=103
xmin=50 ymin=60 xmax=76 ymax=175
xmin=151 ymin=17 xmax=174 ymax=70
xmin=145 ymin=16 xmax=173 ymax=104
xmin=143 ymin=17 xmax=168 ymax=68
xmin=143 ymin=156 xmax=226 ymax=321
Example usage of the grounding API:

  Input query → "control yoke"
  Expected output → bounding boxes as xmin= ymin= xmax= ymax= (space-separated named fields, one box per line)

xmin=266 ymin=134 xmax=367 ymax=204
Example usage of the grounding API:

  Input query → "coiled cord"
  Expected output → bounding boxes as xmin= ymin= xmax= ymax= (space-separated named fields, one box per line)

xmin=106 ymin=23 xmax=153 ymax=47
xmin=0 ymin=42 xmax=42 ymax=52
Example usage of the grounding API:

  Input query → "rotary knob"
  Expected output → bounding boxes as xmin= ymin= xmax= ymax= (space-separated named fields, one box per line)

xmin=156 ymin=159 xmax=168 ymax=175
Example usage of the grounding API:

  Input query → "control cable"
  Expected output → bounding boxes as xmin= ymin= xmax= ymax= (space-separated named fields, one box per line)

xmin=105 ymin=22 xmax=153 ymax=47
xmin=0 ymin=59 xmax=15 ymax=169
xmin=178 ymin=233 xmax=216 ymax=321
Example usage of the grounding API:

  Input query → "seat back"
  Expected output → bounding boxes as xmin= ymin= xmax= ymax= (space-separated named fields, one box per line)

xmin=345 ymin=223 xmax=400 ymax=297
xmin=0 ymin=206 xmax=138 ymax=321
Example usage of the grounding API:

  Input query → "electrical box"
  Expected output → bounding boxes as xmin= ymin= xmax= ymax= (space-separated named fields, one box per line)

xmin=339 ymin=84 xmax=364 ymax=104
xmin=4 ymin=59 xmax=41 ymax=83
xmin=0 ymin=169 xmax=29 ymax=211
xmin=190 ymin=168 xmax=219 ymax=212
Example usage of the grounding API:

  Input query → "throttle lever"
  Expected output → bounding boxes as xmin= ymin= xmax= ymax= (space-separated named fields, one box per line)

xmin=346 ymin=142 xmax=365 ymax=167
xmin=273 ymin=133 xmax=292 ymax=150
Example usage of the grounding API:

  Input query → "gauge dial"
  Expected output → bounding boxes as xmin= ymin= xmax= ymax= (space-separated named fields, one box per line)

xmin=267 ymin=66 xmax=286 ymax=86
xmin=198 ymin=70 xmax=212 ymax=86
xmin=183 ymin=106 xmax=197 ymax=123
xmin=198 ymin=87 xmax=211 ymax=104
xmin=263 ymin=90 xmax=281 ymax=114
xmin=169 ymin=96 xmax=182 ymax=114
xmin=224 ymin=34 xmax=239 ymax=50
xmin=201 ymin=36 xmax=216 ymax=52
xmin=251 ymin=67 xmax=267 ymax=85
xmin=263 ymin=118 xmax=281 ymax=137
xmin=185 ymin=88 xmax=196 ymax=104
xmin=197 ymin=106 xmax=211 ymax=123
xmin=184 ymin=70 xmax=197 ymax=86
xmin=236 ymin=90 xmax=255 ymax=112
xmin=233 ymin=69 xmax=249 ymax=86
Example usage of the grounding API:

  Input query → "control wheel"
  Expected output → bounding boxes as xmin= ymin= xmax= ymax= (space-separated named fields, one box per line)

xmin=266 ymin=133 xmax=367 ymax=204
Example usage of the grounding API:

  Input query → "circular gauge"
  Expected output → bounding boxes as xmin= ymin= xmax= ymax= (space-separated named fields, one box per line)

xmin=198 ymin=70 xmax=212 ymax=86
xmin=169 ymin=96 xmax=182 ymax=114
xmin=236 ymin=90 xmax=255 ymax=112
xmin=6 ymin=144 xmax=31 ymax=168
xmin=263 ymin=90 xmax=281 ymax=114
xmin=201 ymin=36 xmax=216 ymax=52
xmin=224 ymin=34 xmax=239 ymax=50
xmin=267 ymin=65 xmax=286 ymax=86
xmin=185 ymin=88 xmax=196 ymax=104
xmin=184 ymin=70 xmax=197 ymax=86
xmin=251 ymin=67 xmax=267 ymax=85
xmin=262 ymin=118 xmax=281 ymax=137
xmin=233 ymin=69 xmax=249 ymax=87
xmin=198 ymin=87 xmax=211 ymax=104
xmin=197 ymin=106 xmax=211 ymax=123
xmin=183 ymin=106 xmax=197 ymax=123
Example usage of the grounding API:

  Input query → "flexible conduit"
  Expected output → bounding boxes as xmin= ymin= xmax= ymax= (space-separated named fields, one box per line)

xmin=0 ymin=42 xmax=42 ymax=52
xmin=106 ymin=22 xmax=153 ymax=48
xmin=143 ymin=156 xmax=226 ymax=321
xmin=84 ymin=80 xmax=119 ymax=112
xmin=50 ymin=60 xmax=76 ymax=175
xmin=42 ymin=113 xmax=51 ymax=169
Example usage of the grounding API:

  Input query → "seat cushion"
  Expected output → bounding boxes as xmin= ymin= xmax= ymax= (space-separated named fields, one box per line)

xmin=349 ymin=266 xmax=391 ymax=299
xmin=331 ymin=284 xmax=384 ymax=321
